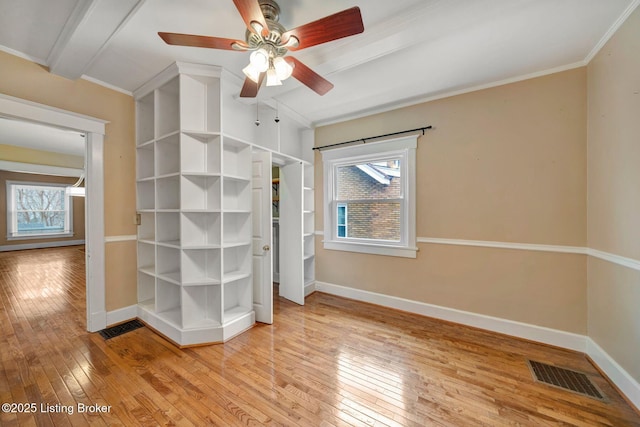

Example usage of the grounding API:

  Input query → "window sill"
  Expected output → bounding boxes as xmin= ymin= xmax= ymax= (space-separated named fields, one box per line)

xmin=7 ymin=232 xmax=74 ymax=241
xmin=323 ymin=240 xmax=418 ymax=258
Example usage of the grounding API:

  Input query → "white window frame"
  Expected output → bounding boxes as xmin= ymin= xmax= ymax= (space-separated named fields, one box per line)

xmin=322 ymin=136 xmax=417 ymax=258
xmin=6 ymin=180 xmax=74 ymax=240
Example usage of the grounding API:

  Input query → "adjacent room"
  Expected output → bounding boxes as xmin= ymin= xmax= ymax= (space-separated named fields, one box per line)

xmin=0 ymin=0 xmax=638 ymax=425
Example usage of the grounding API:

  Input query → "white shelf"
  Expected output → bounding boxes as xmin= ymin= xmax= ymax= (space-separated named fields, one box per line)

xmin=156 ymin=133 xmax=180 ymax=176
xmin=222 ymin=271 xmax=250 ymax=283
xmin=138 ymin=212 xmax=155 ymax=240
xmin=137 ymin=180 xmax=155 ymax=210
xmin=223 ymin=212 xmax=250 ymax=246
xmin=136 ymin=91 xmax=154 ymax=144
xmin=156 ymin=77 xmax=180 ymax=137
xmin=223 ymin=306 xmax=252 ymax=324
xmin=156 ymin=212 xmax=179 ymax=244
xmin=182 ymin=175 xmax=220 ymax=210
xmin=157 ymin=241 xmax=180 ymax=249
xmin=138 ymin=298 xmax=155 ymax=312
xmin=137 ymin=144 xmax=154 ymax=179
xmin=181 ymin=133 xmax=220 ymax=174
xmin=181 ymin=212 xmax=220 ymax=247
xmin=138 ymin=271 xmax=155 ymax=305
xmin=158 ymin=308 xmax=182 ymax=328
xmin=182 ymin=249 xmax=221 ymax=284
xmin=180 ymin=74 xmax=221 ymax=133
xmin=182 ymin=285 xmax=222 ymax=328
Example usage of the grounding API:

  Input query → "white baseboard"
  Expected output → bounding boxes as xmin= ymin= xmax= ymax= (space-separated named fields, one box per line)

xmin=314 ymin=281 xmax=640 ymax=411
xmin=587 ymin=338 xmax=640 ymax=410
xmin=304 ymin=281 xmax=316 ymax=297
xmin=0 ymin=239 xmax=85 ymax=252
xmin=315 ymin=281 xmax=587 ymax=352
xmin=106 ymin=305 xmax=138 ymax=327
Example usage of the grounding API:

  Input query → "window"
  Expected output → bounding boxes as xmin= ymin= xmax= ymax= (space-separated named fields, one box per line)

xmin=323 ymin=136 xmax=417 ymax=258
xmin=6 ymin=181 xmax=73 ymax=240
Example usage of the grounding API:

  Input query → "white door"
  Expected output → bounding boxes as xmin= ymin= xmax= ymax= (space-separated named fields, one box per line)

xmin=252 ymin=150 xmax=273 ymax=323
xmin=279 ymin=161 xmax=305 ymax=305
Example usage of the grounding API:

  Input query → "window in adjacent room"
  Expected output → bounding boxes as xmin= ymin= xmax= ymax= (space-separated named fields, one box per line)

xmin=322 ymin=135 xmax=417 ymax=258
xmin=6 ymin=181 xmax=73 ymax=240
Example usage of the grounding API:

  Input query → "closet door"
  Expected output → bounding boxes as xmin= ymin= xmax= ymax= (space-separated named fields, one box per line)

xmin=279 ymin=161 xmax=305 ymax=305
xmin=251 ymin=150 xmax=273 ymax=323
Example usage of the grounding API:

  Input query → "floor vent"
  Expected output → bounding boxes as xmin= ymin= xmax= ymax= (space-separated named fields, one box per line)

xmin=98 ymin=319 xmax=144 ymax=340
xmin=527 ymin=360 xmax=605 ymax=400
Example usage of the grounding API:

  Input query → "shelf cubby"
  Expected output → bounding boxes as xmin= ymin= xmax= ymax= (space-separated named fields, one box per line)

xmin=181 ymin=212 xmax=220 ymax=247
xmin=156 ymin=77 xmax=180 ymax=137
xmin=136 ymin=143 xmax=155 ymax=179
xmin=304 ymin=233 xmax=314 ymax=259
xmin=223 ymin=277 xmax=252 ymax=323
xmin=136 ymin=180 xmax=155 ymax=210
xmin=222 ymin=138 xmax=251 ymax=179
xmin=223 ymin=212 xmax=250 ymax=246
xmin=181 ymin=175 xmax=220 ymax=210
xmin=182 ymin=249 xmax=221 ymax=285
xmin=156 ymin=133 xmax=180 ymax=176
xmin=222 ymin=245 xmax=251 ymax=282
xmin=156 ymin=175 xmax=180 ymax=210
xmin=181 ymin=132 xmax=221 ymax=174
xmin=136 ymin=91 xmax=154 ymax=144
xmin=138 ymin=271 xmax=155 ymax=307
xmin=156 ymin=279 xmax=182 ymax=327
xmin=182 ymin=286 xmax=222 ymax=328
xmin=304 ymin=213 xmax=315 ymax=235
xmin=137 ymin=242 xmax=155 ymax=274
xmin=303 ymin=188 xmax=314 ymax=211
xmin=138 ymin=212 xmax=155 ymax=241
xmin=156 ymin=212 xmax=180 ymax=246
xmin=222 ymin=177 xmax=250 ymax=211
xmin=180 ymin=74 xmax=221 ymax=133
xmin=304 ymin=256 xmax=315 ymax=285
xmin=157 ymin=246 xmax=180 ymax=283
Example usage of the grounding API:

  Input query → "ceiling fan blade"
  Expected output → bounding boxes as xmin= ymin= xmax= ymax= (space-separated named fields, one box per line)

xmin=232 ymin=0 xmax=270 ymax=36
xmin=282 ymin=7 xmax=364 ymax=51
xmin=285 ymin=57 xmax=334 ymax=96
xmin=158 ymin=32 xmax=246 ymax=50
xmin=240 ymin=73 xmax=266 ymax=98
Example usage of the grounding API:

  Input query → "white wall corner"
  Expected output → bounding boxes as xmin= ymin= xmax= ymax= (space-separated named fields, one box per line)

xmin=586 ymin=338 xmax=640 ymax=411
xmin=106 ymin=305 xmax=138 ymax=327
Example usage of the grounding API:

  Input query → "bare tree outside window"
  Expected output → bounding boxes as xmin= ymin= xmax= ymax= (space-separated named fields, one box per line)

xmin=7 ymin=183 xmax=71 ymax=237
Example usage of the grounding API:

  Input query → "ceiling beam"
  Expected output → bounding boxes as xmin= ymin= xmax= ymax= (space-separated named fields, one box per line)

xmin=47 ymin=0 xmax=145 ymax=80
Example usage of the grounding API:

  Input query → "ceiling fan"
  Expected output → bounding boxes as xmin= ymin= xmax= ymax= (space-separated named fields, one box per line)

xmin=158 ymin=0 xmax=364 ymax=98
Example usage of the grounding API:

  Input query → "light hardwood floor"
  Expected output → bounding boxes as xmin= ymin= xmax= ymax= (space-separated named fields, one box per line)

xmin=0 ymin=246 xmax=638 ymax=426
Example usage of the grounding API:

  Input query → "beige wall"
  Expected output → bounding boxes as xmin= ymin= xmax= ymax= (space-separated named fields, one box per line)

xmin=587 ymin=7 xmax=640 ymax=382
xmin=0 ymin=171 xmax=85 ymax=246
xmin=0 ymin=51 xmax=137 ymax=311
xmin=315 ymin=68 xmax=588 ymax=333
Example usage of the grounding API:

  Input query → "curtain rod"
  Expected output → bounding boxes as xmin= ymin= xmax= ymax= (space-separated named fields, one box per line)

xmin=312 ymin=126 xmax=432 ymax=151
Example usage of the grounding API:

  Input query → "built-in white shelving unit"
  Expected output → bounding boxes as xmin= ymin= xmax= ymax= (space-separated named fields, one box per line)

xmin=303 ymin=164 xmax=315 ymax=292
xmin=135 ymin=63 xmax=254 ymax=346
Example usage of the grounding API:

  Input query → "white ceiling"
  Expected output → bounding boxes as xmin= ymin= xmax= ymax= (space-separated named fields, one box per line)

xmin=0 ymin=0 xmax=637 ymax=127
xmin=0 ymin=117 xmax=86 ymax=157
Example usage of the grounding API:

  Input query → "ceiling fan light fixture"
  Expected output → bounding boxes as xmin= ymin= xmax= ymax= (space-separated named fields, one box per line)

xmin=273 ymin=56 xmax=293 ymax=80
xmin=249 ymin=48 xmax=269 ymax=72
xmin=242 ymin=63 xmax=261 ymax=83
xmin=266 ymin=68 xmax=282 ymax=86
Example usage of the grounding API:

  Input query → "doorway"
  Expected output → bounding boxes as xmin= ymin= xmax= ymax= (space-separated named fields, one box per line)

xmin=0 ymin=94 xmax=107 ymax=332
